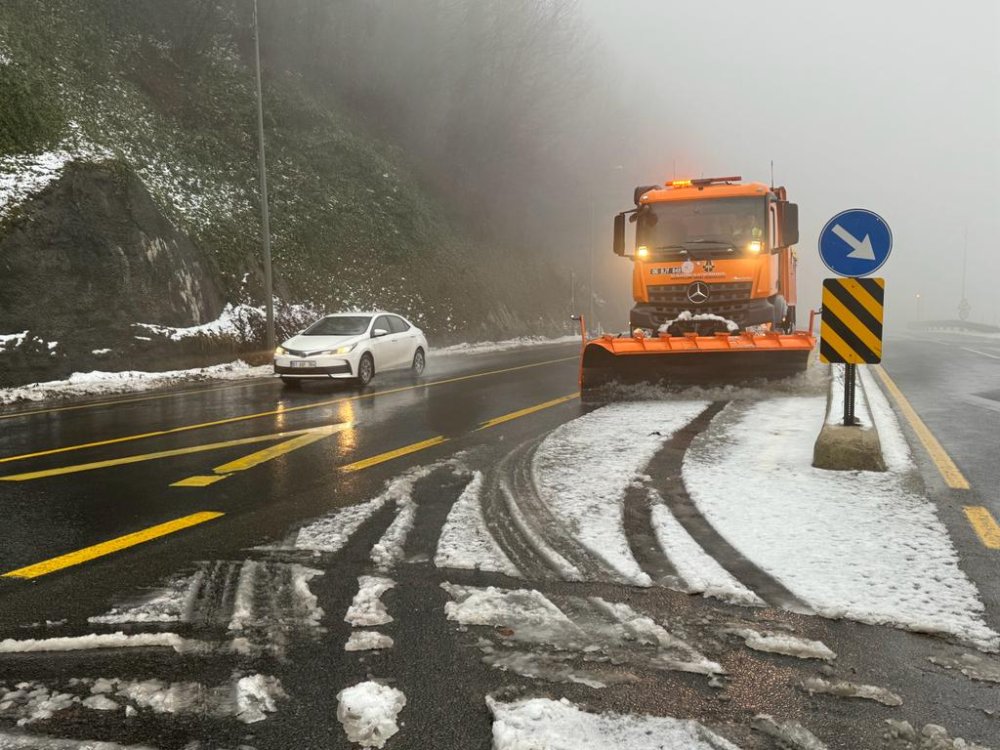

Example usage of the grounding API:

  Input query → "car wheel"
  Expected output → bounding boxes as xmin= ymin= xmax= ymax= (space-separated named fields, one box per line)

xmin=411 ymin=347 xmax=426 ymax=377
xmin=356 ymin=353 xmax=375 ymax=386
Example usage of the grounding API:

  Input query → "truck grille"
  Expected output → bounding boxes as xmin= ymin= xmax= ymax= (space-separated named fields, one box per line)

xmin=647 ymin=281 xmax=753 ymax=322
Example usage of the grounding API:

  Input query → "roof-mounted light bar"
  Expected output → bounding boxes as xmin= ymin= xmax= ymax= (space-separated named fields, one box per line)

xmin=666 ymin=176 xmax=742 ymax=188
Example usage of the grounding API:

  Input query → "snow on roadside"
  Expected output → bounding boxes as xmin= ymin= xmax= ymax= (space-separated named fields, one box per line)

xmin=442 ymin=583 xmax=721 ymax=677
xmin=0 ymin=632 xmax=207 ymax=655
xmin=0 ymin=123 xmax=112 ymax=221
xmin=345 ymin=576 xmax=396 ymax=628
xmin=0 ymin=734 xmax=154 ymax=749
xmin=683 ymin=392 xmax=999 ymax=651
xmin=725 ymin=628 xmax=836 ymax=661
xmin=436 ymin=334 xmax=579 ymax=355
xmin=531 ymin=401 xmax=710 ymax=586
xmin=0 ymin=331 xmax=28 ymax=349
xmin=752 ymin=714 xmax=828 ymax=750
xmin=295 ymin=461 xmax=447 ymax=558
xmin=345 ymin=631 xmax=394 ymax=652
xmin=487 ymin=696 xmax=742 ymax=750
xmin=801 ymin=677 xmax=902 ymax=707
xmin=442 ymin=583 xmax=582 ymax=640
xmin=435 ymin=472 xmax=521 ymax=577
xmin=0 ymin=361 xmax=271 ymax=405
xmin=336 ymin=681 xmax=406 ymax=749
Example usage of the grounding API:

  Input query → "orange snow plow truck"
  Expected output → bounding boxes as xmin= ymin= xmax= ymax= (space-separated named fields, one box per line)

xmin=581 ymin=176 xmax=815 ymax=391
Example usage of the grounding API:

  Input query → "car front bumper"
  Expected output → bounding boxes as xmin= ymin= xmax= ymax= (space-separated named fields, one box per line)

xmin=274 ymin=355 xmax=355 ymax=378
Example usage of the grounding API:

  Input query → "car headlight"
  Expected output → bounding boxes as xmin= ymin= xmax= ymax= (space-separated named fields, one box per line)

xmin=316 ymin=344 xmax=357 ymax=356
xmin=274 ymin=346 xmax=286 ymax=356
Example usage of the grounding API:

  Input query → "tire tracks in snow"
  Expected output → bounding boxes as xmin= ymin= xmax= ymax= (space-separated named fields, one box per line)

xmin=643 ymin=401 xmax=812 ymax=613
xmin=481 ymin=435 xmax=622 ymax=583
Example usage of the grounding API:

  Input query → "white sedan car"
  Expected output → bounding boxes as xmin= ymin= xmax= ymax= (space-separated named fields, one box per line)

xmin=274 ymin=312 xmax=427 ymax=387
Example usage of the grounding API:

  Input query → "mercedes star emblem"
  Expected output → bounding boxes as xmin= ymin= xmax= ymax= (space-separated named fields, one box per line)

xmin=686 ymin=281 xmax=710 ymax=304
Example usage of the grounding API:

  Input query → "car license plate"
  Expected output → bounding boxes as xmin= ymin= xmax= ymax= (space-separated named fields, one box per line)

xmin=291 ymin=360 xmax=316 ymax=368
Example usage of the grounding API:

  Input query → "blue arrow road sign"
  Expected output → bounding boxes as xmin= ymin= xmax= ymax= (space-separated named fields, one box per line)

xmin=818 ymin=209 xmax=892 ymax=277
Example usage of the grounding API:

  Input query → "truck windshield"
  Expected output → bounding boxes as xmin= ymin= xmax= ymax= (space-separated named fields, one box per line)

xmin=636 ymin=197 xmax=767 ymax=258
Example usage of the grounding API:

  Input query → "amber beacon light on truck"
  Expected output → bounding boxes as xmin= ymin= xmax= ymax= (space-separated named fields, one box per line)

xmin=582 ymin=175 xmax=816 ymax=393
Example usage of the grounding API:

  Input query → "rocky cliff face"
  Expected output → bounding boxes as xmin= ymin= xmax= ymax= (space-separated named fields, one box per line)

xmin=0 ymin=160 xmax=226 ymax=385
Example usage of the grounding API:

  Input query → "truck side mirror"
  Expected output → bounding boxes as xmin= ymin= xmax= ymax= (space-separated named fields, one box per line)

xmin=779 ymin=202 xmax=799 ymax=246
xmin=613 ymin=213 xmax=626 ymax=256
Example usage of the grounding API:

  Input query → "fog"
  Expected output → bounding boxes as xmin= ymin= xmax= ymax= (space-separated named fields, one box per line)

xmin=578 ymin=0 xmax=1000 ymax=330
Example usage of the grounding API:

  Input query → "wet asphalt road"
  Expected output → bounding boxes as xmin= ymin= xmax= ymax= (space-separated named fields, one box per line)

xmin=0 ymin=338 xmax=998 ymax=749
xmin=0 ymin=343 xmax=583 ymax=628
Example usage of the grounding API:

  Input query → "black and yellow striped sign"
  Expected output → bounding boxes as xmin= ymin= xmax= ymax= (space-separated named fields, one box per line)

xmin=820 ymin=277 xmax=885 ymax=364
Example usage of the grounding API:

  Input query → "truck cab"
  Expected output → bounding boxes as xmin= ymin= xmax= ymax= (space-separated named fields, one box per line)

xmin=613 ymin=176 xmax=800 ymax=335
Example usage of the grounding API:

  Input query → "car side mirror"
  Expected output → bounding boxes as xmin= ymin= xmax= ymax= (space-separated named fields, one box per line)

xmin=779 ymin=201 xmax=799 ymax=247
xmin=372 ymin=328 xmax=389 ymax=338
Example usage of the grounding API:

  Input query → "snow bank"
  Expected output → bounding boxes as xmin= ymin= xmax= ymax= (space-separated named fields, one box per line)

xmin=435 ymin=472 xmax=520 ymax=577
xmin=345 ymin=576 xmax=395 ymax=627
xmin=437 ymin=334 xmax=579 ymax=355
xmin=531 ymin=401 xmax=709 ymax=585
xmin=337 ymin=681 xmax=406 ymax=749
xmin=683 ymin=389 xmax=999 ymax=651
xmin=0 ymin=361 xmax=271 ymax=405
xmin=487 ymin=696 xmax=742 ymax=750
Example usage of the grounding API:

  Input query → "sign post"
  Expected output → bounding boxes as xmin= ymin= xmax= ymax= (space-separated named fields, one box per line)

xmin=818 ymin=209 xmax=892 ymax=426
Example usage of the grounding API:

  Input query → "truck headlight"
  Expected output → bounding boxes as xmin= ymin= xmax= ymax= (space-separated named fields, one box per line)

xmin=748 ymin=241 xmax=763 ymax=254
xmin=637 ymin=246 xmax=649 ymax=258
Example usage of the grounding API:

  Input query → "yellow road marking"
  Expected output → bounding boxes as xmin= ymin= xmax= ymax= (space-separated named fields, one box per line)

xmin=477 ymin=393 xmax=579 ymax=430
xmin=171 ymin=475 xmax=228 ymax=488
xmin=0 ymin=356 xmax=577 ymax=465
xmin=1 ymin=512 xmax=224 ymax=579
xmin=873 ymin=366 xmax=970 ymax=490
xmin=340 ymin=390 xmax=581 ymax=473
xmin=0 ymin=379 xmax=273 ymax=422
xmin=341 ymin=436 xmax=449 ymax=473
xmin=1 ymin=424 xmax=349 ymax=482
xmin=171 ymin=425 xmax=344 ymax=487
xmin=963 ymin=506 xmax=1000 ymax=550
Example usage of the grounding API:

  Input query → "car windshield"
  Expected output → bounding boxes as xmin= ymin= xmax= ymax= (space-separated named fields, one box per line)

xmin=636 ymin=197 xmax=767 ymax=258
xmin=302 ymin=315 xmax=371 ymax=336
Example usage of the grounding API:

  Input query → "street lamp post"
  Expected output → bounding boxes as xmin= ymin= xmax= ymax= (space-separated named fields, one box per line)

xmin=252 ymin=0 xmax=275 ymax=351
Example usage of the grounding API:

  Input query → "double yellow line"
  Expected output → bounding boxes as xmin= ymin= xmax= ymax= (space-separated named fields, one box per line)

xmin=1 ymin=388 xmax=580 ymax=580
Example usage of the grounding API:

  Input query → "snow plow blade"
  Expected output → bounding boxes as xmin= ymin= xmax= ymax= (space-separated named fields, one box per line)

xmin=580 ymin=331 xmax=815 ymax=393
